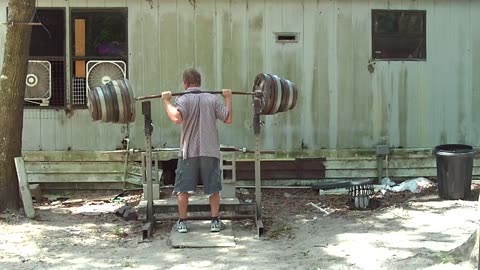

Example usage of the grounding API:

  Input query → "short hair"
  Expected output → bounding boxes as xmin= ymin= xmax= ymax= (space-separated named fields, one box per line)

xmin=183 ymin=68 xmax=201 ymax=87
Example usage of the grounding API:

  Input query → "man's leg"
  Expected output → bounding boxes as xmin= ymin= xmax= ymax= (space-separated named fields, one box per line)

xmin=178 ymin=192 xmax=189 ymax=219
xmin=209 ymin=192 xmax=220 ymax=218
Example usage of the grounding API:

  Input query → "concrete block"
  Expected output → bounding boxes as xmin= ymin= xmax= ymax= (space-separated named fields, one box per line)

xmin=222 ymin=183 xmax=236 ymax=199
xmin=143 ymin=183 xmax=160 ymax=200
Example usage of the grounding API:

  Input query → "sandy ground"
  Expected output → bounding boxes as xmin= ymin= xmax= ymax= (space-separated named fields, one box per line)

xmin=0 ymin=187 xmax=478 ymax=270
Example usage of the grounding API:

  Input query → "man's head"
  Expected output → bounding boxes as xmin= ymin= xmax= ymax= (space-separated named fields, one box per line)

xmin=183 ymin=68 xmax=201 ymax=89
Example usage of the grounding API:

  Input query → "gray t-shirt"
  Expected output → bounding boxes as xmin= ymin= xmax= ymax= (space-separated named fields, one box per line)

xmin=175 ymin=87 xmax=228 ymax=159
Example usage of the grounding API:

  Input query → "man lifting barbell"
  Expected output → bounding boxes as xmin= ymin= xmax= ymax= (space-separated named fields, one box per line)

xmin=160 ymin=68 xmax=232 ymax=233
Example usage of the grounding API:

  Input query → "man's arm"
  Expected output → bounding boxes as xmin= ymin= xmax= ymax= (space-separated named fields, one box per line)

xmin=222 ymin=89 xmax=232 ymax=124
xmin=161 ymin=91 xmax=183 ymax=124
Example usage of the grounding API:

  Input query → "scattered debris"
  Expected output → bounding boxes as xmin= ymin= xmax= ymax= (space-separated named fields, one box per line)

xmin=306 ymin=202 xmax=330 ymax=216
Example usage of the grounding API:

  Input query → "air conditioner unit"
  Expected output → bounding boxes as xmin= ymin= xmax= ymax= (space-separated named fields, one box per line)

xmin=25 ymin=60 xmax=52 ymax=106
xmin=86 ymin=60 xmax=126 ymax=92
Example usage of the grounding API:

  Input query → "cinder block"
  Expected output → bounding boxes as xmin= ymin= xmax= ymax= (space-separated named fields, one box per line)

xmin=143 ymin=183 xmax=160 ymax=200
xmin=222 ymin=183 xmax=236 ymax=199
xmin=123 ymin=208 xmax=138 ymax=221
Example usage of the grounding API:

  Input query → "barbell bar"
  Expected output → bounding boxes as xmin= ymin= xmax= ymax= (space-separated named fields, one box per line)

xmin=135 ymin=91 xmax=254 ymax=101
xmin=87 ymin=73 xmax=298 ymax=124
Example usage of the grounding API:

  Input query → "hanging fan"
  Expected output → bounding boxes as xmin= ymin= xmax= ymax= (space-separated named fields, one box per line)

xmin=25 ymin=60 xmax=52 ymax=103
xmin=86 ymin=60 xmax=126 ymax=91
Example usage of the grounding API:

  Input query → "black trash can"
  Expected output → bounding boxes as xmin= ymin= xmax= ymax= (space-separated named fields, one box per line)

xmin=434 ymin=144 xmax=476 ymax=200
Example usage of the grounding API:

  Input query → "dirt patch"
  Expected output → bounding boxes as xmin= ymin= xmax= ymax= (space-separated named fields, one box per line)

xmin=0 ymin=184 xmax=478 ymax=270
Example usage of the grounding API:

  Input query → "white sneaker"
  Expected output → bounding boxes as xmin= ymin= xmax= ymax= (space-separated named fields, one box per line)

xmin=210 ymin=219 xmax=225 ymax=232
xmin=176 ymin=220 xmax=188 ymax=233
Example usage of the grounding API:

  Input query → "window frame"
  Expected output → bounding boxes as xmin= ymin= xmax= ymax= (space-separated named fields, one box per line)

xmin=25 ymin=7 xmax=67 ymax=109
xmin=69 ymin=7 xmax=129 ymax=108
xmin=371 ymin=9 xmax=427 ymax=61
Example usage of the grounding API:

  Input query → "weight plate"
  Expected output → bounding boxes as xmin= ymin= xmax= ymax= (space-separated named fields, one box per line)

xmin=264 ymin=74 xmax=276 ymax=115
xmin=278 ymin=77 xmax=290 ymax=112
xmin=271 ymin=75 xmax=283 ymax=115
xmin=111 ymin=80 xmax=125 ymax=124
xmin=93 ymin=88 xmax=102 ymax=121
xmin=123 ymin=79 xmax=136 ymax=122
xmin=252 ymin=73 xmax=272 ymax=115
xmin=290 ymin=82 xmax=298 ymax=110
xmin=87 ymin=90 xmax=99 ymax=121
xmin=285 ymin=80 xmax=294 ymax=111
xmin=106 ymin=82 xmax=120 ymax=123
xmin=101 ymin=84 xmax=113 ymax=122
xmin=96 ymin=86 xmax=108 ymax=122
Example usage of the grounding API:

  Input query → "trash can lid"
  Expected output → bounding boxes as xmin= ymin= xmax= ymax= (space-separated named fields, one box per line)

xmin=434 ymin=144 xmax=476 ymax=156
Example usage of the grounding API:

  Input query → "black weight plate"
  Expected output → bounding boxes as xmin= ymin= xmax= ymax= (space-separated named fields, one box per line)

xmin=87 ymin=90 xmax=99 ymax=121
xmin=123 ymin=79 xmax=136 ymax=122
xmin=116 ymin=79 xmax=130 ymax=124
xmin=290 ymin=82 xmax=298 ymax=110
xmin=96 ymin=86 xmax=108 ymax=122
xmin=111 ymin=80 xmax=126 ymax=124
xmin=101 ymin=84 xmax=113 ymax=122
xmin=106 ymin=82 xmax=120 ymax=123
xmin=278 ymin=77 xmax=290 ymax=112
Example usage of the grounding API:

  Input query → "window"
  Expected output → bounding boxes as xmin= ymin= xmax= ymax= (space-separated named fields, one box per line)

xmin=71 ymin=9 xmax=128 ymax=107
xmin=27 ymin=9 xmax=66 ymax=107
xmin=372 ymin=10 xmax=426 ymax=60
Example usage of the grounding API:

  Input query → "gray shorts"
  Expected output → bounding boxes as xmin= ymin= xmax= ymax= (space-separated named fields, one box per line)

xmin=174 ymin=156 xmax=222 ymax=195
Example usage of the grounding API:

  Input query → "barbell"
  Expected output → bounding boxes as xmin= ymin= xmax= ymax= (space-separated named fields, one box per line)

xmin=87 ymin=73 xmax=298 ymax=124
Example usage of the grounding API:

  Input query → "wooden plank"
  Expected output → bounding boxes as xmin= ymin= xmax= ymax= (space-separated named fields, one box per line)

xmin=74 ymin=18 xmax=86 ymax=78
xmin=24 ymin=161 xmax=126 ymax=172
xmin=22 ymin=151 xmax=127 ymax=162
xmin=27 ymin=174 xmax=125 ymax=183
xmin=15 ymin=157 xmax=35 ymax=219
xmin=74 ymin=19 xmax=86 ymax=56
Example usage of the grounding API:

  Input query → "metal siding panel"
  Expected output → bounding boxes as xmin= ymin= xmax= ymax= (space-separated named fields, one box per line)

xmin=37 ymin=0 xmax=53 ymax=7
xmin=105 ymin=0 xmax=128 ymax=6
xmin=40 ymin=110 xmax=56 ymax=150
xmin=351 ymin=0 xmax=372 ymax=147
xmin=127 ymin=0 xmax=147 ymax=149
xmin=69 ymin=0 xmax=88 ymax=7
xmin=246 ymin=0 xmax=266 ymax=149
xmin=23 ymin=110 xmax=42 ymax=151
xmin=302 ymin=0 xmax=321 ymax=150
xmin=86 ymin=0 xmax=106 ymax=7
xmin=51 ymin=0 xmax=69 ymax=6
xmin=142 ymin=1 xmax=162 ymax=147
xmin=335 ymin=0 xmax=354 ymax=147
xmin=450 ymin=0 xmax=471 ymax=144
xmin=470 ymin=0 xmax=480 ymax=145
xmin=317 ymin=0 xmax=334 ymax=148
xmin=177 ymin=0 xmax=195 ymax=75
xmin=281 ymin=0 xmax=303 ymax=151
xmin=159 ymin=0 xmax=181 ymax=148
xmin=54 ymin=111 xmax=71 ymax=150
xmin=195 ymin=0 xmax=215 ymax=90
xmin=263 ymin=0 xmax=283 ymax=150
xmin=218 ymin=0 xmax=250 ymax=147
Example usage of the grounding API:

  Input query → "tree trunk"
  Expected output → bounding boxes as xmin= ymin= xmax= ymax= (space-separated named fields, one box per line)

xmin=0 ymin=0 xmax=35 ymax=211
